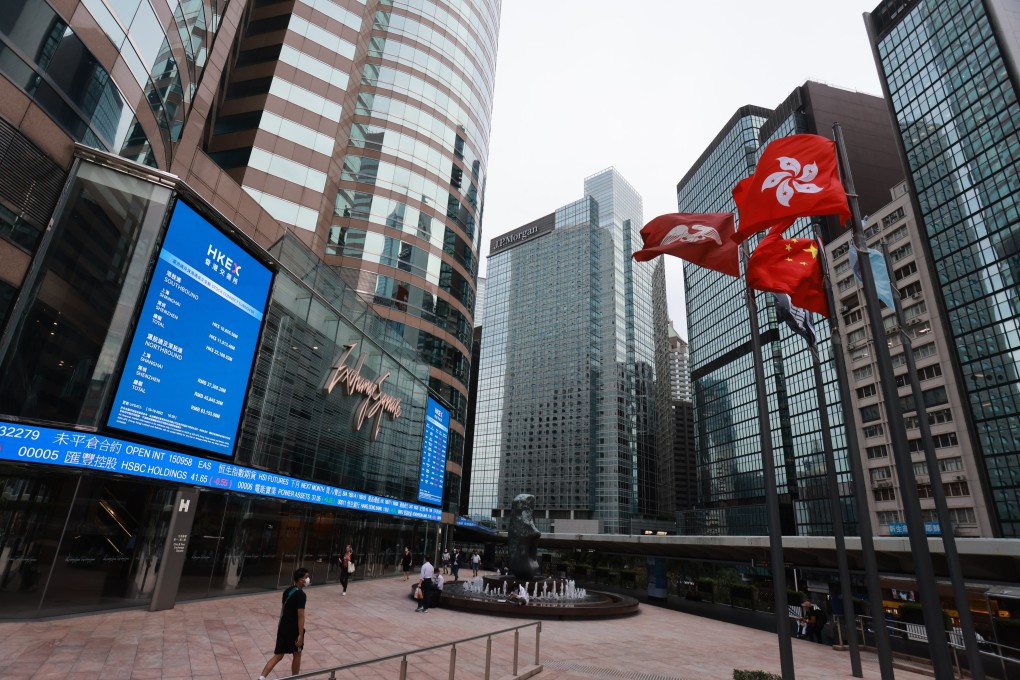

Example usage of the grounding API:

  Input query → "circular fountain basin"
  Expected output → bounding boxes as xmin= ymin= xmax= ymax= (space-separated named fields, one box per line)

xmin=438 ymin=576 xmax=639 ymax=619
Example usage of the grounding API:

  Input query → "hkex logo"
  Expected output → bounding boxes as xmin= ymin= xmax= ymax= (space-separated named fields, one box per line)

xmin=206 ymin=245 xmax=242 ymax=277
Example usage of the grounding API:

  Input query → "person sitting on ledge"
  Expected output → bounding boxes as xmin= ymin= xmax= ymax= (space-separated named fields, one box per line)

xmin=507 ymin=583 xmax=530 ymax=606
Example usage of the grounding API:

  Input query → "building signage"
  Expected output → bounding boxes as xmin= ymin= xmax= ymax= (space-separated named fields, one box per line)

xmin=888 ymin=521 xmax=941 ymax=536
xmin=0 ymin=419 xmax=441 ymax=521
xmin=321 ymin=342 xmax=402 ymax=440
xmin=416 ymin=397 xmax=449 ymax=505
xmin=107 ymin=201 xmax=274 ymax=456
xmin=488 ymin=215 xmax=554 ymax=255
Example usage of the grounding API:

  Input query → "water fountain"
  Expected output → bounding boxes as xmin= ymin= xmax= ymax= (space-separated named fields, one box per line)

xmin=438 ymin=495 xmax=638 ymax=618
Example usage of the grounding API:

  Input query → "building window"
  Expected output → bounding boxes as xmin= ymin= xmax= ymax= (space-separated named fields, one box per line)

xmin=900 ymin=281 xmax=923 ymax=298
xmin=860 ymin=404 xmax=882 ymax=422
xmin=894 ymin=261 xmax=918 ymax=281
xmin=874 ymin=487 xmax=896 ymax=502
xmin=857 ymin=383 xmax=878 ymax=399
xmin=885 ymin=225 xmax=908 ymax=244
xmin=882 ymin=207 xmax=906 ymax=228
xmin=877 ymin=510 xmax=902 ymax=525
xmin=867 ymin=445 xmax=888 ymax=459
xmin=870 ymin=466 xmax=892 ymax=483
xmin=853 ymin=365 xmax=873 ymax=381
xmin=863 ymin=424 xmax=884 ymax=438
xmin=889 ymin=242 xmax=913 ymax=262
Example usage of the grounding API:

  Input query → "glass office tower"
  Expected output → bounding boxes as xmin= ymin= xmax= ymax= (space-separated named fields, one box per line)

xmin=678 ymin=84 xmax=903 ymax=536
xmin=677 ymin=106 xmax=779 ymax=536
xmin=867 ymin=0 xmax=1020 ymax=536
xmin=470 ymin=169 xmax=664 ymax=534
xmin=0 ymin=0 xmax=500 ymax=617
xmin=204 ymin=0 xmax=501 ymax=516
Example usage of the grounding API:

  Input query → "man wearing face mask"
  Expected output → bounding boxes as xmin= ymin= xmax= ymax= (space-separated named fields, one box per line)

xmin=258 ymin=568 xmax=310 ymax=680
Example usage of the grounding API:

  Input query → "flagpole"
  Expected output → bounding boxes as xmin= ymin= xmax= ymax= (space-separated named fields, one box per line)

xmin=877 ymin=243 xmax=985 ymax=678
xmin=803 ymin=232 xmax=862 ymax=677
xmin=833 ymin=122 xmax=955 ymax=677
xmin=740 ymin=241 xmax=795 ymax=680
xmin=814 ymin=230 xmax=896 ymax=680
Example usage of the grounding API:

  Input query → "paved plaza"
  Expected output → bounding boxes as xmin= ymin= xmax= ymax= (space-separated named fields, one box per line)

xmin=0 ymin=572 xmax=929 ymax=680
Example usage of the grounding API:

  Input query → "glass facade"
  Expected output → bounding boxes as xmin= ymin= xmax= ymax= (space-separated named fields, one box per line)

xmin=0 ymin=157 xmax=442 ymax=617
xmin=0 ymin=0 xmax=159 ymax=165
xmin=203 ymin=0 xmax=501 ymax=512
xmin=870 ymin=0 xmax=1020 ymax=535
xmin=469 ymin=169 xmax=664 ymax=534
xmin=679 ymin=108 xmax=776 ymax=535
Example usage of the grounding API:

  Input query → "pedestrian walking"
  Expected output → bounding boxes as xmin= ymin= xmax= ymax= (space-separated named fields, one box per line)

xmin=441 ymin=549 xmax=451 ymax=574
xmin=471 ymin=551 xmax=480 ymax=577
xmin=451 ymin=548 xmax=461 ymax=582
xmin=339 ymin=544 xmax=354 ymax=596
xmin=257 ymin=568 xmax=309 ymax=680
xmin=400 ymin=547 xmax=412 ymax=580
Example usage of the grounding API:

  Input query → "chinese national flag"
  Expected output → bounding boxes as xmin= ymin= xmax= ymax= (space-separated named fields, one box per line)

xmin=632 ymin=212 xmax=739 ymax=277
xmin=745 ymin=227 xmax=829 ymax=316
xmin=733 ymin=134 xmax=850 ymax=243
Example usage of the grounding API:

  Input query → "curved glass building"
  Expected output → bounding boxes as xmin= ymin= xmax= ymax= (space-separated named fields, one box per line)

xmin=0 ymin=0 xmax=499 ymax=617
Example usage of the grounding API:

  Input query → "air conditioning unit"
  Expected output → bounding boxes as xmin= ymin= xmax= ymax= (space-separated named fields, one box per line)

xmin=887 ymin=325 xmax=900 ymax=334
xmin=908 ymin=318 xmax=922 ymax=325
xmin=955 ymin=475 xmax=965 ymax=481
xmin=874 ymin=480 xmax=893 ymax=488
xmin=911 ymin=293 xmax=922 ymax=299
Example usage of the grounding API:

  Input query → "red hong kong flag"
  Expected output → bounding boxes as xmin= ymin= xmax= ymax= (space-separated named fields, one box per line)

xmin=745 ymin=227 xmax=829 ymax=317
xmin=733 ymin=133 xmax=850 ymax=243
xmin=632 ymin=212 xmax=739 ymax=277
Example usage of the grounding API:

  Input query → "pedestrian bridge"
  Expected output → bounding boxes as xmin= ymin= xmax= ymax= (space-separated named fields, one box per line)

xmin=534 ymin=533 xmax=1020 ymax=583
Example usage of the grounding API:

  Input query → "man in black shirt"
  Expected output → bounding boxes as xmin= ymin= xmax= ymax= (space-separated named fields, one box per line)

xmin=259 ymin=568 xmax=309 ymax=680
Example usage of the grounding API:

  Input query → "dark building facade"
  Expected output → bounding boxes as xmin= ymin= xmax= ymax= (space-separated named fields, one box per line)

xmin=866 ymin=0 xmax=1020 ymax=536
xmin=679 ymin=84 xmax=905 ymax=536
xmin=0 ymin=0 xmax=499 ymax=618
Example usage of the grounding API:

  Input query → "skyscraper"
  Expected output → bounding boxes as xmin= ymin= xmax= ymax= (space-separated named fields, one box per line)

xmin=866 ymin=0 xmax=1020 ymax=536
xmin=678 ymin=83 xmax=904 ymax=536
xmin=469 ymin=168 xmax=665 ymax=534
xmin=0 ymin=0 xmax=499 ymax=616
xmin=827 ymin=181 xmax=995 ymax=536
xmin=205 ymin=0 xmax=500 ymax=514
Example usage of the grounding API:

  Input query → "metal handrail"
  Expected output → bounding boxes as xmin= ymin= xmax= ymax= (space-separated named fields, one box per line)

xmin=281 ymin=621 xmax=542 ymax=680
xmin=856 ymin=615 xmax=1020 ymax=679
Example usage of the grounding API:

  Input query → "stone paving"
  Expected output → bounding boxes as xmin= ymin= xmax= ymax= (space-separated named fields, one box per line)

xmin=0 ymin=571 xmax=930 ymax=680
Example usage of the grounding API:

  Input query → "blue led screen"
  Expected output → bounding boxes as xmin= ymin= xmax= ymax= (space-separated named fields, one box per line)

xmin=417 ymin=397 xmax=449 ymax=505
xmin=107 ymin=201 xmax=273 ymax=456
xmin=0 ymin=420 xmax=441 ymax=521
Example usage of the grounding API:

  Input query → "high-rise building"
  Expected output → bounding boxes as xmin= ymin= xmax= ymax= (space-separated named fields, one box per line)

xmin=0 ymin=0 xmax=499 ymax=617
xmin=668 ymin=325 xmax=692 ymax=402
xmin=678 ymin=83 xmax=904 ymax=536
xmin=206 ymin=0 xmax=499 ymax=511
xmin=469 ymin=168 xmax=665 ymax=534
xmin=827 ymin=181 xmax=995 ymax=536
xmin=657 ymin=322 xmax=697 ymax=517
xmin=866 ymin=0 xmax=1020 ymax=536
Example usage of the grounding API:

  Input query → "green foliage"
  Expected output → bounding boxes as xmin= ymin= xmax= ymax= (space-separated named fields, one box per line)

xmin=733 ymin=670 xmax=782 ymax=680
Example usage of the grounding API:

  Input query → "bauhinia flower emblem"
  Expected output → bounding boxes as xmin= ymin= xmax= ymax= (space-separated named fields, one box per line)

xmin=761 ymin=156 xmax=822 ymax=207
xmin=659 ymin=223 xmax=723 ymax=247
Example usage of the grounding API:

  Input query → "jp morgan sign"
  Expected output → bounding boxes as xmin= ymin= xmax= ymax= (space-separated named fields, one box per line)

xmin=322 ymin=342 xmax=402 ymax=441
xmin=489 ymin=214 xmax=554 ymax=255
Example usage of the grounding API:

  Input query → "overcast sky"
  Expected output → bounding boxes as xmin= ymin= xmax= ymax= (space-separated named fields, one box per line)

xmin=480 ymin=0 xmax=886 ymax=339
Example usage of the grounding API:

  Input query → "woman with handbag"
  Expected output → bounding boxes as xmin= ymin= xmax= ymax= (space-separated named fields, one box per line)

xmin=339 ymin=545 xmax=354 ymax=596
